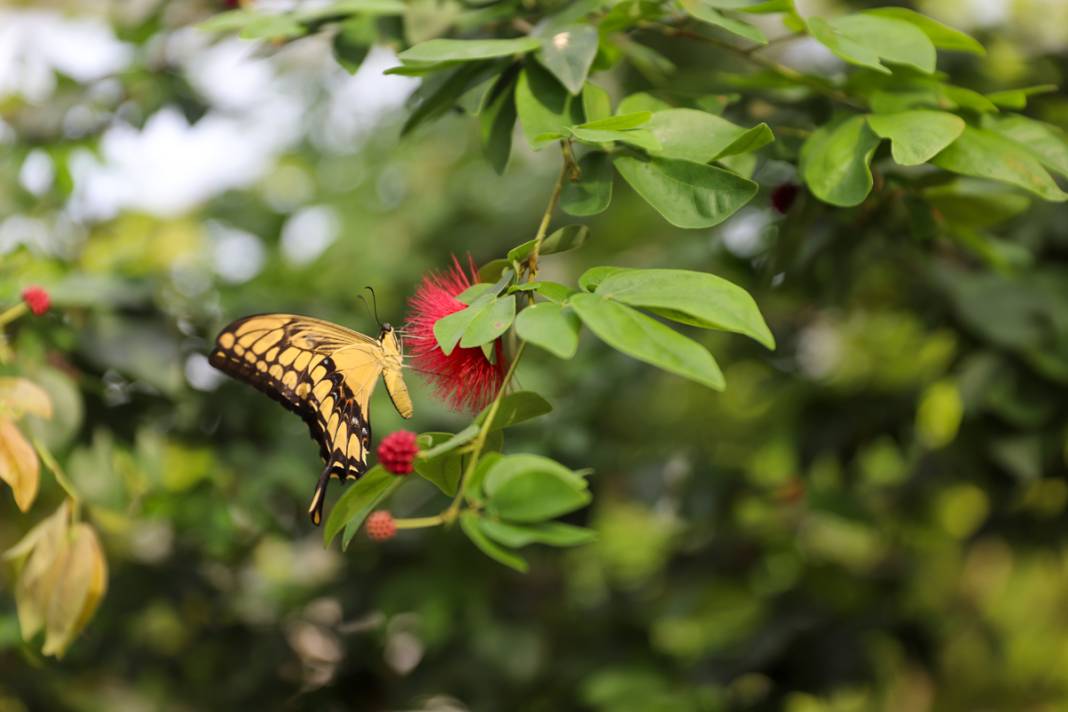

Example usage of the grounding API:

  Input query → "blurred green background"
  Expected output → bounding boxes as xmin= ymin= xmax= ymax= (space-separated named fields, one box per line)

xmin=2 ymin=0 xmax=1068 ymax=710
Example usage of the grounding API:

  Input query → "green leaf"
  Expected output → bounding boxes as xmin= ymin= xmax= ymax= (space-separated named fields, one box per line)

xmin=981 ymin=114 xmax=1068 ymax=178
xmin=575 ymin=112 xmax=651 ymax=131
xmin=511 ymin=281 xmax=577 ymax=303
xmin=863 ymin=7 xmax=984 ymax=55
xmin=298 ymin=0 xmax=407 ymax=19
xmin=535 ymin=25 xmax=599 ymax=95
xmin=866 ymin=110 xmax=965 ymax=166
xmin=433 ymin=294 xmax=493 ymax=355
xmin=800 ymin=115 xmax=881 ymax=207
xmin=678 ymin=0 xmax=767 ymax=44
xmin=617 ymin=92 xmax=672 ymax=114
xmin=571 ymin=127 xmax=661 ymax=152
xmin=570 ymin=293 xmax=725 ymax=390
xmin=239 ymin=14 xmax=305 ymax=40
xmin=323 ymin=466 xmax=400 ymax=548
xmin=645 ymin=109 xmax=773 ymax=163
xmin=464 ymin=451 xmax=501 ymax=505
xmin=923 ymin=180 xmax=1031 ymax=229
xmin=508 ymin=225 xmax=589 ymax=263
xmin=399 ymin=37 xmax=541 ymax=64
xmin=931 ymin=126 xmax=1068 ymax=202
xmin=808 ymin=14 xmax=936 ymax=74
xmin=476 ymin=391 xmax=553 ymax=431
xmin=455 ymin=282 xmax=497 ymax=304
xmin=403 ymin=62 xmax=500 ymax=136
xmin=479 ymin=520 xmax=597 ymax=548
xmin=459 ymin=295 xmax=516 ymax=348
xmin=985 ymin=85 xmax=1057 ymax=110
xmin=483 ymin=455 xmax=591 ymax=522
xmin=480 ymin=72 xmax=518 ymax=174
xmin=197 ymin=9 xmax=256 ymax=33
xmin=593 ymin=268 xmax=775 ymax=349
xmin=331 ymin=16 xmax=374 ymax=73
xmin=460 ymin=512 xmax=529 ymax=572
xmin=578 ymin=266 xmax=629 ymax=292
xmin=613 ymin=155 xmax=757 ymax=228
xmin=479 ymin=259 xmax=511 ymax=282
xmin=562 ymin=152 xmax=613 ymax=216
xmin=413 ymin=432 xmax=470 ymax=496
xmin=515 ymin=64 xmax=585 ymax=149
xmin=582 ymin=83 xmax=612 ymax=121
xmin=516 ymin=303 xmax=582 ymax=358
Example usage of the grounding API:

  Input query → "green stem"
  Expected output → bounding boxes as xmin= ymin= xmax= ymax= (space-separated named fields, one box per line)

xmin=393 ymin=514 xmax=446 ymax=529
xmin=527 ymin=148 xmax=569 ymax=281
xmin=33 ymin=438 xmax=81 ymax=521
xmin=443 ymin=341 xmax=527 ymax=523
xmin=0 ymin=303 xmax=27 ymax=329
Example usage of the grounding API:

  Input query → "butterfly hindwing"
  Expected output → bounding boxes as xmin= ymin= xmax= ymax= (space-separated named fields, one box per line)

xmin=209 ymin=314 xmax=386 ymax=524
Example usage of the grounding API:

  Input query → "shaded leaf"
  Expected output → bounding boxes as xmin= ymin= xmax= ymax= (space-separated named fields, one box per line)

xmin=866 ymin=110 xmax=964 ymax=166
xmin=477 ymin=391 xmax=553 ymax=431
xmin=800 ymin=115 xmax=880 ymax=207
xmin=809 ymin=14 xmax=935 ymax=74
xmin=484 ymin=454 xmax=590 ymax=522
xmin=562 ymin=152 xmax=613 ymax=216
xmin=536 ymin=25 xmax=599 ymax=94
xmin=613 ymin=155 xmax=757 ymax=228
xmin=480 ymin=71 xmax=518 ymax=174
xmin=982 ymin=114 xmax=1068 ymax=179
xmin=570 ymin=293 xmax=725 ymax=390
xmin=322 ymin=466 xmax=401 ymax=547
xmin=679 ymin=0 xmax=767 ymax=44
xmin=399 ymin=37 xmax=541 ymax=64
xmin=516 ymin=303 xmax=582 ymax=358
xmin=582 ymin=83 xmax=612 ymax=121
xmin=864 ymin=7 xmax=984 ymax=55
xmin=515 ymin=63 xmax=584 ymax=149
xmin=460 ymin=512 xmax=528 ymax=572
xmin=646 ymin=109 xmax=772 ymax=163
xmin=932 ymin=126 xmax=1068 ymax=202
xmin=986 ymin=84 xmax=1058 ymax=110
xmin=508 ymin=225 xmax=590 ymax=262
xmin=480 ymin=519 xmax=597 ymax=547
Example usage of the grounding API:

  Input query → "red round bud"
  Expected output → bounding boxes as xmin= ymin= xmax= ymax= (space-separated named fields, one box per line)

xmin=378 ymin=430 xmax=419 ymax=475
xmin=366 ymin=511 xmax=396 ymax=541
xmin=21 ymin=286 xmax=50 ymax=316
xmin=770 ymin=183 xmax=800 ymax=214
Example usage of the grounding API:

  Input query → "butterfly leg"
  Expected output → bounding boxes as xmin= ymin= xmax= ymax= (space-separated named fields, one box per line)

xmin=308 ymin=464 xmax=332 ymax=526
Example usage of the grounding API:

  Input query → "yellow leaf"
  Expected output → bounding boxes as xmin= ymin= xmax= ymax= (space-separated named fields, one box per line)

xmin=0 ymin=378 xmax=53 ymax=420
xmin=0 ymin=417 xmax=40 ymax=511
xmin=43 ymin=523 xmax=108 ymax=658
xmin=12 ymin=502 xmax=71 ymax=641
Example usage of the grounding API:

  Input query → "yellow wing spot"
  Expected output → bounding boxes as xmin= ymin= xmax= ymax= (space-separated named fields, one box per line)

xmin=321 ymin=396 xmax=335 ymax=414
xmin=244 ymin=351 xmax=258 ymax=364
xmin=313 ymin=380 xmax=332 ymax=400
xmin=347 ymin=433 xmax=361 ymax=457
xmin=219 ymin=333 xmax=235 ymax=348
xmin=251 ymin=330 xmax=282 ymax=354
xmin=269 ymin=364 xmax=283 ymax=379
xmin=265 ymin=347 xmax=279 ymax=362
xmin=235 ymin=320 xmax=265 ymax=336
xmin=256 ymin=360 xmax=268 ymax=373
xmin=310 ymin=365 xmax=326 ymax=381
xmin=282 ymin=371 xmax=298 ymax=390
xmin=293 ymin=352 xmax=311 ymax=370
xmin=234 ymin=344 xmax=246 ymax=356
xmin=279 ymin=348 xmax=298 ymax=366
xmin=326 ymin=413 xmax=339 ymax=439
xmin=296 ymin=382 xmax=310 ymax=398
xmin=238 ymin=331 xmax=262 ymax=348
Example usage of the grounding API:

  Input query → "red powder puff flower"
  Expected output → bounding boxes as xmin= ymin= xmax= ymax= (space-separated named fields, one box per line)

xmin=406 ymin=256 xmax=506 ymax=413
xmin=21 ymin=286 xmax=50 ymax=316
xmin=366 ymin=511 xmax=396 ymax=541
xmin=378 ymin=430 xmax=419 ymax=475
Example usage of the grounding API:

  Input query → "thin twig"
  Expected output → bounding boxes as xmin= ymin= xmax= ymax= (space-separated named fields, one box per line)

xmin=527 ymin=147 xmax=570 ymax=280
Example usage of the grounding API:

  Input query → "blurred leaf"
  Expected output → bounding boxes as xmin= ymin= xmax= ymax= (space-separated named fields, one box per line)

xmin=593 ymin=268 xmax=775 ymax=348
xmin=582 ymin=83 xmax=613 ymax=121
xmin=924 ymin=179 xmax=1030 ymax=229
xmin=536 ymin=25 xmax=599 ymax=94
xmin=864 ymin=7 xmax=984 ymax=55
xmin=508 ymin=225 xmax=589 ymax=262
xmin=617 ymin=92 xmax=672 ymax=114
xmin=800 ymin=115 xmax=880 ymax=207
xmin=866 ymin=110 xmax=964 ymax=166
xmin=460 ymin=512 xmax=528 ymax=572
xmin=403 ymin=62 xmax=502 ymax=135
xmin=418 ymin=427 xmax=478 ymax=460
xmin=516 ymin=63 xmax=584 ymax=148
xmin=986 ymin=84 xmax=1057 ymax=110
xmin=10 ymin=503 xmax=70 ymax=644
xmin=570 ymin=293 xmax=725 ymax=390
xmin=484 ymin=454 xmax=590 ymax=522
xmin=511 ymin=281 xmax=577 ymax=303
xmin=0 ymin=378 xmax=52 ymax=420
xmin=982 ymin=114 xmax=1068 ymax=179
xmin=323 ymin=466 xmax=400 ymax=547
xmin=932 ymin=126 xmax=1068 ymax=202
xmin=415 ymin=431 xmax=473 ymax=495
xmin=332 ymin=16 xmax=375 ymax=73
xmin=916 ymin=380 xmax=963 ymax=449
xmin=578 ymin=266 xmax=630 ymax=292
xmin=516 ymin=302 xmax=581 ymax=359
xmin=562 ymin=152 xmax=614 ymax=216
xmin=479 ymin=519 xmax=596 ymax=547
xmin=571 ymin=127 xmax=660 ymax=152
xmin=613 ymin=155 xmax=757 ymax=228
xmin=0 ymin=418 xmax=39 ymax=512
xmin=42 ymin=523 xmax=107 ymax=658
xmin=239 ymin=14 xmax=306 ymax=40
xmin=480 ymin=72 xmax=518 ymax=174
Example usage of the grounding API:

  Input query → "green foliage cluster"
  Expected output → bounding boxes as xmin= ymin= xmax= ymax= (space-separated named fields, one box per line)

xmin=0 ymin=0 xmax=1067 ymax=709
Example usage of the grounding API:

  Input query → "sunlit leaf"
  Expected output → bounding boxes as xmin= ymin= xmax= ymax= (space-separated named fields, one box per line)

xmin=516 ymin=302 xmax=582 ymax=358
xmin=800 ymin=115 xmax=880 ymax=207
xmin=866 ymin=110 xmax=964 ymax=166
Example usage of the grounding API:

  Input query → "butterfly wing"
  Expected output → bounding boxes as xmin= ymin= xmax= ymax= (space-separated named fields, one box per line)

xmin=208 ymin=314 xmax=385 ymax=525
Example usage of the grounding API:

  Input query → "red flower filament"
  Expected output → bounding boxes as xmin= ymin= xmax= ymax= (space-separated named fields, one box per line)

xmin=21 ymin=286 xmax=50 ymax=316
xmin=406 ymin=256 xmax=506 ymax=413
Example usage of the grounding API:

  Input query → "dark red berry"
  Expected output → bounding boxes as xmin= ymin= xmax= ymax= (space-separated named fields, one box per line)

xmin=366 ymin=511 xmax=396 ymax=541
xmin=378 ymin=430 xmax=419 ymax=475
xmin=771 ymin=183 xmax=800 ymax=214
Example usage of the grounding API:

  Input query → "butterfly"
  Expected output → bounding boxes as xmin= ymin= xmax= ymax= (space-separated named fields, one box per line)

xmin=208 ymin=314 xmax=413 ymax=525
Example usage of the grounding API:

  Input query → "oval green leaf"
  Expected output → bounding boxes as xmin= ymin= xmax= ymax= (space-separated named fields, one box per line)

xmin=800 ymin=115 xmax=881 ymax=207
xmin=866 ymin=110 xmax=965 ymax=166
xmin=516 ymin=302 xmax=582 ymax=358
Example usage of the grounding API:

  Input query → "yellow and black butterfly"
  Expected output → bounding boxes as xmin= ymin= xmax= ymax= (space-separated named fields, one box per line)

xmin=208 ymin=314 xmax=413 ymax=525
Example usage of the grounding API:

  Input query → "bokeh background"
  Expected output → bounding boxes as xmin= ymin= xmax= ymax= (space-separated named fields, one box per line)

xmin=2 ymin=0 xmax=1068 ymax=710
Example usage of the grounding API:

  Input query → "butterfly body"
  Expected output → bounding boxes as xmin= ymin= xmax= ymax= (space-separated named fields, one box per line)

xmin=209 ymin=314 xmax=413 ymax=525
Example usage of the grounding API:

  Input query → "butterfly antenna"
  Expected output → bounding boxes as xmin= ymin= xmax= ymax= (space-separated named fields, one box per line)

xmin=364 ymin=286 xmax=382 ymax=327
xmin=355 ymin=294 xmax=374 ymax=324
